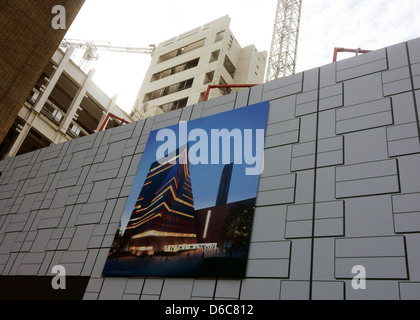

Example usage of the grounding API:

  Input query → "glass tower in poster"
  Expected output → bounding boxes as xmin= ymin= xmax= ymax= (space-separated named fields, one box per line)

xmin=124 ymin=146 xmax=198 ymax=254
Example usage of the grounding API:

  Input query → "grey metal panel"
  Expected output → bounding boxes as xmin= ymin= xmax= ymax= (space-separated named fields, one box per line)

xmin=288 ymin=239 xmax=312 ymax=280
xmin=392 ymin=193 xmax=420 ymax=233
xmin=248 ymin=241 xmax=291 ymax=260
xmin=311 ymin=281 xmax=344 ymax=300
xmin=399 ymin=282 xmax=420 ymax=300
xmin=234 ymin=88 xmax=250 ymax=109
xmin=345 ymin=280 xmax=401 ymax=300
xmin=255 ymin=188 xmax=295 ymax=206
xmin=336 ymin=159 xmax=400 ymax=198
xmin=337 ymin=49 xmax=388 ymax=82
xmin=319 ymin=83 xmax=343 ymax=112
xmin=265 ymin=118 xmax=300 ymax=148
xmin=312 ymin=238 xmax=336 ymax=280
xmin=335 ymin=236 xmax=408 ymax=280
xmin=335 ymin=236 xmax=406 ymax=258
xmin=398 ymin=154 xmax=420 ymax=193
xmin=387 ymin=42 xmax=409 ymax=69
xmin=344 ymin=195 xmax=395 ymax=238
xmin=392 ymin=193 xmax=420 ymax=215
xmin=191 ymin=279 xmax=216 ymax=299
xmin=344 ymin=128 xmax=389 ymax=164
xmin=295 ymin=89 xmax=318 ymax=116
xmin=267 ymin=95 xmax=298 ymax=123
xmin=262 ymin=72 xmax=303 ymax=101
xmin=246 ymin=259 xmax=290 ymax=278
xmin=387 ymin=122 xmax=420 ymax=157
xmin=240 ymin=279 xmax=281 ymax=300
xmin=280 ymin=281 xmax=310 ymax=300
xmin=343 ymin=73 xmax=384 ymax=106
xmin=337 ymin=175 xmax=399 ymax=199
xmin=408 ymin=38 xmax=420 ymax=64
xmin=214 ymin=280 xmax=241 ymax=299
xmin=160 ymin=279 xmax=194 ymax=300
xmin=98 ymin=278 xmax=127 ymax=300
xmin=336 ymin=98 xmax=393 ymax=134
xmin=250 ymin=205 xmax=287 ymax=243
xmin=382 ymin=66 xmax=412 ymax=96
xmin=335 ymin=257 xmax=408 ymax=279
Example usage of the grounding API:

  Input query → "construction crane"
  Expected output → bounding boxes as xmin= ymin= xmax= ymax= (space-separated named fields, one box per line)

xmin=60 ymin=39 xmax=156 ymax=70
xmin=266 ymin=0 xmax=303 ymax=82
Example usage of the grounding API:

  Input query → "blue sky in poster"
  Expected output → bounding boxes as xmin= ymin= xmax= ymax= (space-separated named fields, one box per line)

xmin=118 ymin=102 xmax=269 ymax=232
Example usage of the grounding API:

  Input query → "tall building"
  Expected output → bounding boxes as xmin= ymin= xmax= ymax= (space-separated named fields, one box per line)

xmin=215 ymin=163 xmax=233 ymax=206
xmin=124 ymin=146 xmax=197 ymax=255
xmin=131 ymin=16 xmax=268 ymax=120
xmin=0 ymin=0 xmax=85 ymax=145
xmin=0 ymin=48 xmax=132 ymax=160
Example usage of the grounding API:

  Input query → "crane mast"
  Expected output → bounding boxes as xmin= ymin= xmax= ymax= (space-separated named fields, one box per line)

xmin=266 ymin=0 xmax=303 ymax=82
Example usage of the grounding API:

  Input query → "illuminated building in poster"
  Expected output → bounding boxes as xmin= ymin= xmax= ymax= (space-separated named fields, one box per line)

xmin=124 ymin=146 xmax=197 ymax=254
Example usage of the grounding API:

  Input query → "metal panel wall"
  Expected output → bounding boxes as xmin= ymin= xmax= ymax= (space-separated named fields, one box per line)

xmin=1 ymin=38 xmax=420 ymax=300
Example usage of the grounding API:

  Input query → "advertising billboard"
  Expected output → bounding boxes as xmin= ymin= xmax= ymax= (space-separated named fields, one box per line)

xmin=102 ymin=101 xmax=269 ymax=278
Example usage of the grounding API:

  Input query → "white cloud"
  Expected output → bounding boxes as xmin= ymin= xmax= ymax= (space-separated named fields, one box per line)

xmin=297 ymin=0 xmax=420 ymax=71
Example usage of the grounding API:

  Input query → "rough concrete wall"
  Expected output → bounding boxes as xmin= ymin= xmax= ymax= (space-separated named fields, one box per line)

xmin=0 ymin=0 xmax=85 ymax=144
xmin=1 ymin=38 xmax=420 ymax=300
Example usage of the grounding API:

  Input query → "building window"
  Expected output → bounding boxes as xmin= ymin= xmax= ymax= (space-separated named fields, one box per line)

xmin=26 ymin=90 xmax=40 ymax=105
xmin=223 ymin=55 xmax=236 ymax=79
xmin=144 ymin=78 xmax=194 ymax=103
xmin=151 ymin=58 xmax=199 ymax=82
xmin=67 ymin=123 xmax=81 ymax=139
xmin=215 ymin=30 xmax=225 ymax=42
xmin=40 ymin=99 xmax=65 ymax=126
xmin=228 ymin=36 xmax=234 ymax=50
xmin=218 ymin=76 xmax=231 ymax=95
xmin=209 ymin=50 xmax=220 ymax=63
xmin=157 ymin=98 xmax=188 ymax=114
xmin=158 ymin=39 xmax=205 ymax=63
xmin=199 ymin=92 xmax=206 ymax=102
xmin=178 ymin=78 xmax=194 ymax=90
xmin=203 ymin=71 xmax=215 ymax=85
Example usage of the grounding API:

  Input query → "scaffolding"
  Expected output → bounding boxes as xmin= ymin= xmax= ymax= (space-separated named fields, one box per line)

xmin=333 ymin=47 xmax=372 ymax=62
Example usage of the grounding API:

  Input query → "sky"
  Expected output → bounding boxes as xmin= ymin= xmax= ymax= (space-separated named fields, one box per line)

xmin=64 ymin=0 xmax=420 ymax=113
xmin=118 ymin=102 xmax=269 ymax=232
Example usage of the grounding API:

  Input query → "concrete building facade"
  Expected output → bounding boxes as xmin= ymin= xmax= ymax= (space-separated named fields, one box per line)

xmin=0 ymin=38 xmax=420 ymax=301
xmin=0 ymin=0 xmax=85 ymax=145
xmin=131 ymin=16 xmax=267 ymax=120
xmin=0 ymin=48 xmax=133 ymax=160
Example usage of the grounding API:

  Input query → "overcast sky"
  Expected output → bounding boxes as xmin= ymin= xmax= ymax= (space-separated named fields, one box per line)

xmin=65 ymin=0 xmax=420 ymax=113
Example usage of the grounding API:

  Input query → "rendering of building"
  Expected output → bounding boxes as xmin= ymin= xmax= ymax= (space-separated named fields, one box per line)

xmin=123 ymin=146 xmax=197 ymax=255
xmin=215 ymin=163 xmax=233 ymax=206
xmin=131 ymin=16 xmax=268 ymax=120
xmin=0 ymin=47 xmax=133 ymax=160
xmin=0 ymin=0 xmax=85 ymax=146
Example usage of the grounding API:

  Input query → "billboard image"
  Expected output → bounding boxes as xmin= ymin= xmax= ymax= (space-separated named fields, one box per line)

xmin=102 ymin=101 xmax=269 ymax=278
